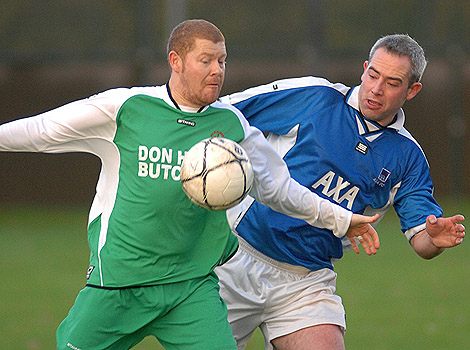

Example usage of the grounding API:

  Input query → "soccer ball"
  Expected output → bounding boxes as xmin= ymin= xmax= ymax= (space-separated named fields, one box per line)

xmin=181 ymin=137 xmax=254 ymax=210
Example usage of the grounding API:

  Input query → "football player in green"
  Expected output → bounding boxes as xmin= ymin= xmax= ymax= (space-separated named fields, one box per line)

xmin=0 ymin=19 xmax=378 ymax=350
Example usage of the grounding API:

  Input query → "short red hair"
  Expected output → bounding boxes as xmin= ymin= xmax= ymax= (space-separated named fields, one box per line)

xmin=167 ymin=19 xmax=225 ymax=59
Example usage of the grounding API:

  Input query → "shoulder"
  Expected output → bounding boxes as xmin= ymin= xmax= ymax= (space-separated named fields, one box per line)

xmin=396 ymin=127 xmax=426 ymax=155
xmin=210 ymin=99 xmax=252 ymax=130
xmin=224 ymin=76 xmax=350 ymax=104
xmin=90 ymin=85 xmax=165 ymax=101
xmin=71 ymin=85 xmax=167 ymax=121
xmin=383 ymin=126 xmax=429 ymax=168
xmin=211 ymin=99 xmax=243 ymax=115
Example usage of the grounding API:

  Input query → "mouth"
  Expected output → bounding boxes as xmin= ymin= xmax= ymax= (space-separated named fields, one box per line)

xmin=366 ymin=98 xmax=382 ymax=109
xmin=206 ymin=83 xmax=220 ymax=92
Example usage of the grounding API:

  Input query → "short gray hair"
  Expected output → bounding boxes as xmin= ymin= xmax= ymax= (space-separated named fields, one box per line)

xmin=369 ymin=34 xmax=427 ymax=85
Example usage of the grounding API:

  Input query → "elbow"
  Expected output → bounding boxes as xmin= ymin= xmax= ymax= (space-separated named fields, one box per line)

xmin=410 ymin=232 xmax=446 ymax=260
xmin=418 ymin=253 xmax=436 ymax=260
xmin=415 ymin=247 xmax=445 ymax=260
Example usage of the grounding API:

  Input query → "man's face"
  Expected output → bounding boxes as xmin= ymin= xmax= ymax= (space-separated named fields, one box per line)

xmin=176 ymin=38 xmax=226 ymax=108
xmin=358 ymin=47 xmax=422 ymax=126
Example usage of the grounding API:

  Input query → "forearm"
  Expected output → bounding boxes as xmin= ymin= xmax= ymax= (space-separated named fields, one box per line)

xmin=0 ymin=101 xmax=113 ymax=153
xmin=410 ymin=230 xmax=445 ymax=259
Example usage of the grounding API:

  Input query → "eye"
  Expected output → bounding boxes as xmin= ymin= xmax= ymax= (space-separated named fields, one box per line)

xmin=387 ymin=81 xmax=401 ymax=87
xmin=199 ymin=56 xmax=210 ymax=64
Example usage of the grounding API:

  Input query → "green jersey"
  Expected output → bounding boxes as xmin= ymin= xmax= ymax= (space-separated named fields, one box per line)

xmin=0 ymin=84 xmax=352 ymax=287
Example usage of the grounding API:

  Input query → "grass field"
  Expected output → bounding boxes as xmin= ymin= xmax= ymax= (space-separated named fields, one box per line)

xmin=0 ymin=198 xmax=468 ymax=349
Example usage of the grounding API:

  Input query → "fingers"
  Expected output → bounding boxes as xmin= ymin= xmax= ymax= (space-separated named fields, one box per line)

xmin=347 ymin=213 xmax=381 ymax=255
xmin=358 ymin=222 xmax=380 ymax=253
xmin=451 ymin=214 xmax=465 ymax=224
xmin=452 ymin=218 xmax=465 ymax=245
xmin=456 ymin=224 xmax=465 ymax=245
xmin=350 ymin=213 xmax=380 ymax=226
xmin=359 ymin=233 xmax=377 ymax=255
xmin=350 ymin=231 xmax=378 ymax=256
xmin=355 ymin=235 xmax=370 ymax=255
xmin=426 ymin=214 xmax=437 ymax=225
xmin=348 ymin=236 xmax=360 ymax=254
xmin=425 ymin=214 xmax=466 ymax=248
xmin=369 ymin=225 xmax=380 ymax=250
xmin=369 ymin=213 xmax=380 ymax=224
xmin=456 ymin=223 xmax=465 ymax=233
xmin=429 ymin=214 xmax=464 ymax=227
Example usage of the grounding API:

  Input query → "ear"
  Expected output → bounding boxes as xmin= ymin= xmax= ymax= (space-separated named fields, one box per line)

xmin=406 ymin=82 xmax=422 ymax=100
xmin=168 ymin=51 xmax=182 ymax=73
xmin=360 ymin=61 xmax=369 ymax=81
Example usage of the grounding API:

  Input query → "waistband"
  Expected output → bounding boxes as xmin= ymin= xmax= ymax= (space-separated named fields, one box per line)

xmin=237 ymin=235 xmax=312 ymax=276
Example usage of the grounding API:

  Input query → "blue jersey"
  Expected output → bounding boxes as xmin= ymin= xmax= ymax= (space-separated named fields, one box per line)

xmin=221 ymin=76 xmax=442 ymax=271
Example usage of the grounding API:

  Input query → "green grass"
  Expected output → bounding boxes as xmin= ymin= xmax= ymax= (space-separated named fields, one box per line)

xmin=337 ymin=198 xmax=470 ymax=350
xmin=0 ymin=198 xmax=468 ymax=349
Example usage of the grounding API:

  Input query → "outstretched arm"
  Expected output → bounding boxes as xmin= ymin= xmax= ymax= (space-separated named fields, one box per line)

xmin=411 ymin=214 xmax=465 ymax=259
xmin=346 ymin=213 xmax=380 ymax=255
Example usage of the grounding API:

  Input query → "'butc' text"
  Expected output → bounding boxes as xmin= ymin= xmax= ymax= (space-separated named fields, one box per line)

xmin=138 ymin=145 xmax=186 ymax=181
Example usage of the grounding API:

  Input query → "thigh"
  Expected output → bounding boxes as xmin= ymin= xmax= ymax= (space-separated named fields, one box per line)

xmin=271 ymin=324 xmax=344 ymax=350
xmin=216 ymin=248 xmax=267 ymax=349
xmin=151 ymin=272 xmax=237 ymax=350
xmin=264 ymin=268 xmax=346 ymax=345
xmin=56 ymin=286 xmax=165 ymax=350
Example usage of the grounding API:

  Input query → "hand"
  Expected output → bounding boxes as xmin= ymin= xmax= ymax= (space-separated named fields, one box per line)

xmin=346 ymin=213 xmax=380 ymax=255
xmin=426 ymin=214 xmax=465 ymax=248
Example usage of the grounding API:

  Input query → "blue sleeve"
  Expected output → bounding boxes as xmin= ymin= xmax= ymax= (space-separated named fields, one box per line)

xmin=393 ymin=147 xmax=443 ymax=234
xmin=233 ymin=87 xmax=330 ymax=135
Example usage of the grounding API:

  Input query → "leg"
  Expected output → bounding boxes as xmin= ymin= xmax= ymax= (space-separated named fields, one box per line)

xmin=216 ymin=248 xmax=266 ymax=349
xmin=219 ymin=243 xmax=346 ymax=350
xmin=57 ymin=285 xmax=171 ymax=350
xmin=150 ymin=273 xmax=237 ymax=350
xmin=253 ymin=264 xmax=345 ymax=350
xmin=57 ymin=287 xmax=150 ymax=350
xmin=271 ymin=324 xmax=344 ymax=350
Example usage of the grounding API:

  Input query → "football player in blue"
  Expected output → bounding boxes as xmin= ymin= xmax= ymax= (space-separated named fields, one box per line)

xmin=216 ymin=34 xmax=465 ymax=350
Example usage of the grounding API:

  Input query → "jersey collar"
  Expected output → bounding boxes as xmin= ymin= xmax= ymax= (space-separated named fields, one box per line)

xmin=165 ymin=83 xmax=209 ymax=113
xmin=346 ymin=86 xmax=405 ymax=138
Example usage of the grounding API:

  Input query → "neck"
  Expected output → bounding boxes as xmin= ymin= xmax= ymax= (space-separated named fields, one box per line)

xmin=166 ymin=82 xmax=205 ymax=113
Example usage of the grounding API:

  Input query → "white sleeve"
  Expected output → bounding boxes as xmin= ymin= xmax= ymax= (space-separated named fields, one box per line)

xmin=240 ymin=121 xmax=352 ymax=238
xmin=0 ymin=91 xmax=121 ymax=155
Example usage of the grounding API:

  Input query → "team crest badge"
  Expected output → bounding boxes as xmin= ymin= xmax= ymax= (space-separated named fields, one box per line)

xmin=377 ymin=168 xmax=391 ymax=183
xmin=211 ymin=130 xmax=225 ymax=138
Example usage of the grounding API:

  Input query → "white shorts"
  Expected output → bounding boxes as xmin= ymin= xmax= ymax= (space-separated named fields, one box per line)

xmin=216 ymin=238 xmax=345 ymax=350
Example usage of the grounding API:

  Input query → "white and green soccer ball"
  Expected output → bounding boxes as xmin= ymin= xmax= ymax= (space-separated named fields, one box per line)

xmin=181 ymin=137 xmax=254 ymax=211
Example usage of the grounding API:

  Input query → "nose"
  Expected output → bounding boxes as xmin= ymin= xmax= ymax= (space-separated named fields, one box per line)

xmin=371 ymin=80 xmax=384 ymax=96
xmin=210 ymin=60 xmax=225 ymax=76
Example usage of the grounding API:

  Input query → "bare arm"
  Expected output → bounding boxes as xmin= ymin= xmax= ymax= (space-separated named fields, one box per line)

xmin=410 ymin=214 xmax=465 ymax=259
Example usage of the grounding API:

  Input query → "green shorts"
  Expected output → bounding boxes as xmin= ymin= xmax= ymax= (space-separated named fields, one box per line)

xmin=56 ymin=272 xmax=236 ymax=350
